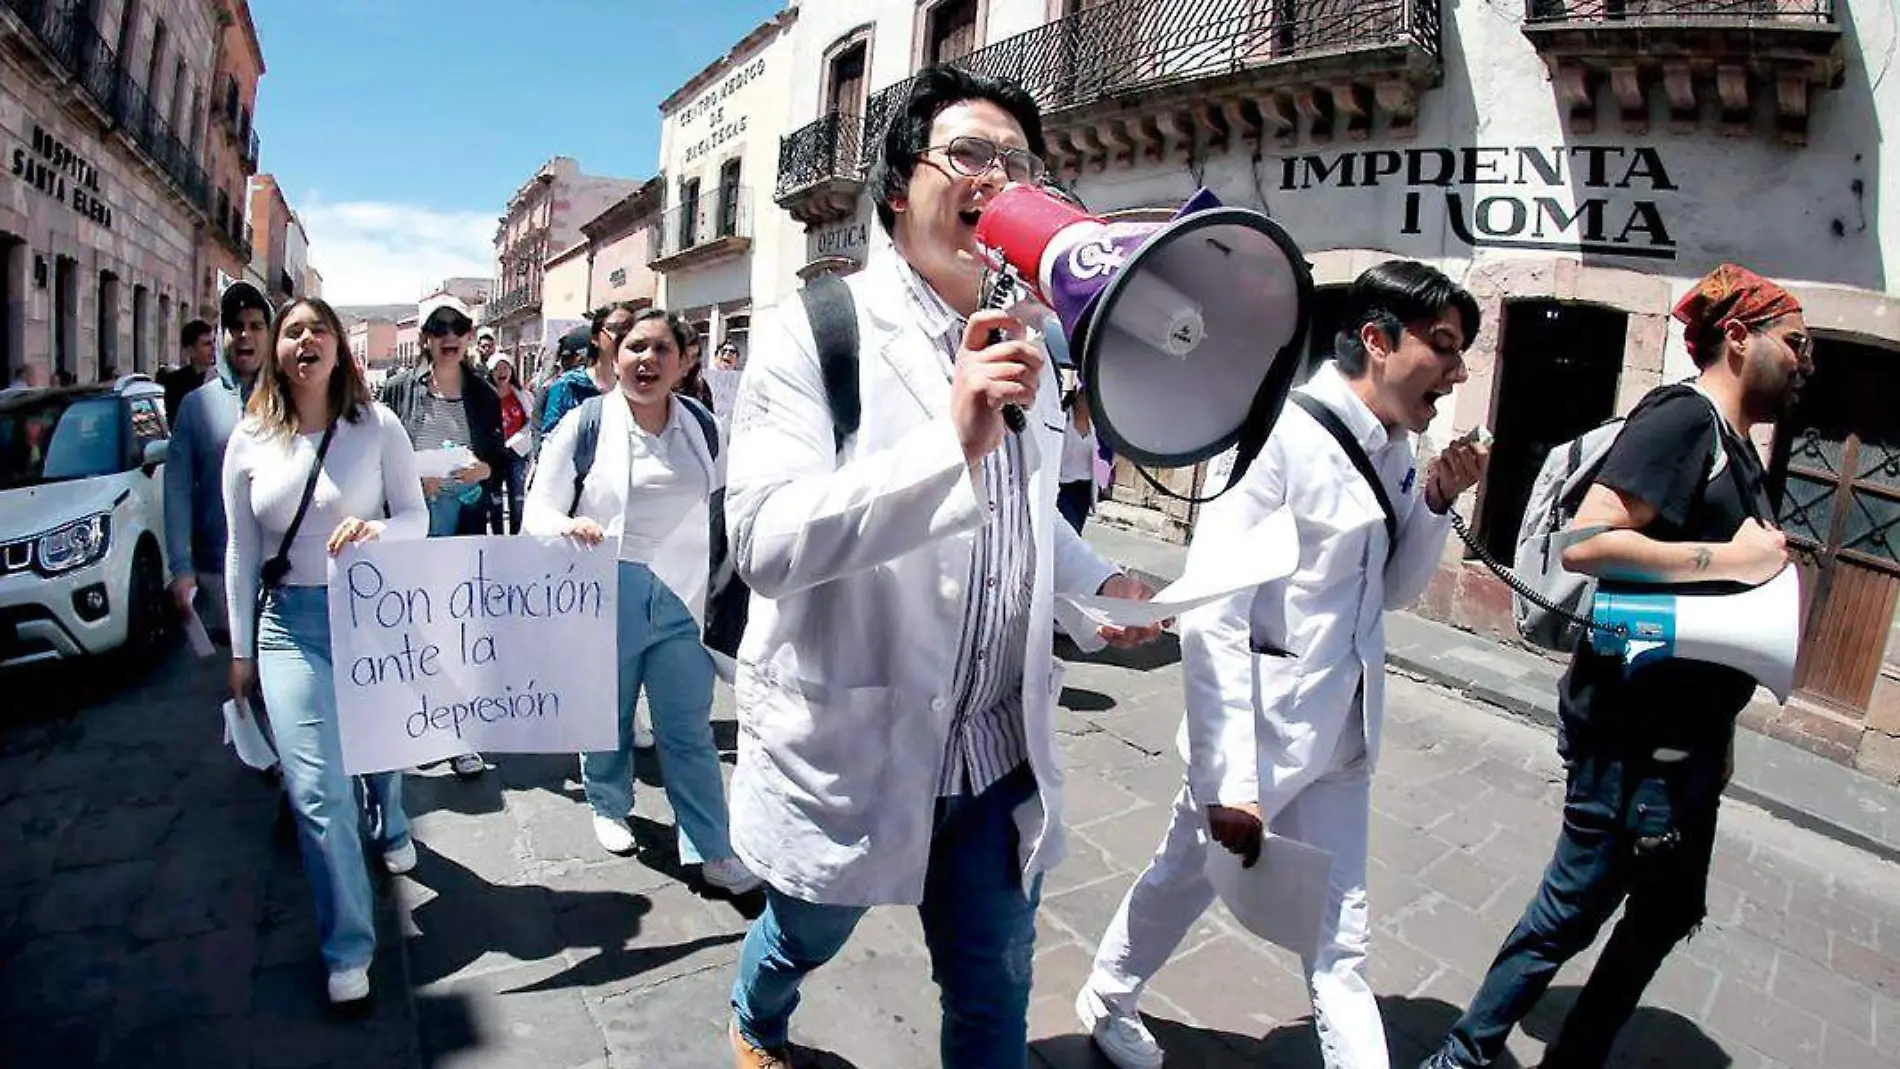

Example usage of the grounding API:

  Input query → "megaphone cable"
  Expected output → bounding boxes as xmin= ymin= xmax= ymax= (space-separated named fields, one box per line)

xmin=1444 ymin=508 xmax=1628 ymax=640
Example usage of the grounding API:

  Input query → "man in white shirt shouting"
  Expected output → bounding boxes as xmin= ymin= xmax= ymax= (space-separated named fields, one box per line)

xmin=1078 ymin=261 xmax=1490 ymax=1069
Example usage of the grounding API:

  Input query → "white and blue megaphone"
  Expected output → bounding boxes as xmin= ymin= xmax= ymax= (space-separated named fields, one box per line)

xmin=1585 ymin=567 xmax=1802 ymax=702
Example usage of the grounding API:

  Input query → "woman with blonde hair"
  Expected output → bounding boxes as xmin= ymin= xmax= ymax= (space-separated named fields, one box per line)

xmin=223 ymin=297 xmax=429 ymax=1004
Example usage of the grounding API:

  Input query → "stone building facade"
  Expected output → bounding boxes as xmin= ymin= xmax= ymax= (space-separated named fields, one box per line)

xmin=2 ymin=0 xmax=227 ymax=380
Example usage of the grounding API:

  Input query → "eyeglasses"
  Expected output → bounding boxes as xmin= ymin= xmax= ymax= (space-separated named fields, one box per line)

xmin=421 ymin=314 xmax=473 ymax=338
xmin=926 ymin=136 xmax=1045 ymax=185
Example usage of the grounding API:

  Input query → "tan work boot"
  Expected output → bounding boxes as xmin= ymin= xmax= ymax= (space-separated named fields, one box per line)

xmin=730 ymin=1020 xmax=794 ymax=1068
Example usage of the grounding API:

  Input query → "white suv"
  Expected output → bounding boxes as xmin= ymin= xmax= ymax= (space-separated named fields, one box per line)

xmin=0 ymin=375 xmax=174 ymax=667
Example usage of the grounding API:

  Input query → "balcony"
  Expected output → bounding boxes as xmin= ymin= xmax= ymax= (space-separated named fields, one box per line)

xmin=1521 ymin=2 xmax=1843 ymax=142
xmin=1 ymin=0 xmax=212 ymax=215
xmin=648 ymin=189 xmax=754 ymax=273
xmin=775 ymin=111 xmax=865 ymax=227
xmin=214 ymin=72 xmax=262 ymax=171
xmin=485 ymin=286 xmax=541 ymax=322
xmin=859 ymin=0 xmax=1442 ymax=177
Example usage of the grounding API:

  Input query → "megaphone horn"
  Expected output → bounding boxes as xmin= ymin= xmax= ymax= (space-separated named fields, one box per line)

xmin=1588 ymin=566 xmax=1802 ymax=703
xmin=973 ymin=185 xmax=1313 ymax=471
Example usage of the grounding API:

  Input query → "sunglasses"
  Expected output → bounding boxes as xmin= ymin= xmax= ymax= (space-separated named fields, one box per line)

xmin=926 ymin=136 xmax=1045 ymax=185
xmin=422 ymin=314 xmax=473 ymax=338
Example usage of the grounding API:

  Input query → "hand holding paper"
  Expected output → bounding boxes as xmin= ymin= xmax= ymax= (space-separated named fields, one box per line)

xmin=1056 ymin=506 xmax=1298 ymax=651
xmin=413 ymin=445 xmax=478 ymax=481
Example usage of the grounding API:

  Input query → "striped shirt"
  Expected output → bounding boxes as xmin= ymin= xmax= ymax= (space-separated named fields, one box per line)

xmin=892 ymin=258 xmax=1036 ymax=797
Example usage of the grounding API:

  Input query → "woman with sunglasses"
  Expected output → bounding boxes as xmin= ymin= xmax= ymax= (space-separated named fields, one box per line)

xmin=377 ymin=294 xmax=506 ymax=779
xmin=222 ymin=298 xmax=428 ymax=1005
xmin=523 ymin=307 xmax=759 ymax=895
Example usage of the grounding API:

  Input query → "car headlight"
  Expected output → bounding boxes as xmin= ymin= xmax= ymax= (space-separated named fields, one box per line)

xmin=36 ymin=513 xmax=112 ymax=575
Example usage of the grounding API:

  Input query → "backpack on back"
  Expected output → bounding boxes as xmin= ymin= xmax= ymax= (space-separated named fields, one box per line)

xmin=1510 ymin=384 xmax=1725 ymax=653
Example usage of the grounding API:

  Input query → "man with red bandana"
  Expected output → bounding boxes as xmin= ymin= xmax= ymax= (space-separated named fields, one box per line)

xmin=1421 ymin=263 xmax=1812 ymax=1069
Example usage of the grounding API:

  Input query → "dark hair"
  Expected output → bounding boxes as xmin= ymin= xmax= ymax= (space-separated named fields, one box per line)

xmin=180 ymin=319 xmax=214 ymax=348
xmin=1333 ymin=261 xmax=1481 ymax=377
xmin=589 ymin=301 xmax=645 ymax=367
xmin=627 ymin=307 xmax=694 ymax=357
xmin=872 ymin=65 xmax=1045 ymax=234
xmin=247 ymin=298 xmax=373 ymax=440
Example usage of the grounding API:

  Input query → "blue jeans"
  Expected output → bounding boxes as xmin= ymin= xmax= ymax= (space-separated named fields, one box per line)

xmin=582 ymin=562 xmax=734 ymax=865
xmin=1437 ymin=723 xmax=1724 ymax=1067
xmin=256 ymin=585 xmax=410 ymax=972
xmin=730 ymin=764 xmax=1041 ymax=1067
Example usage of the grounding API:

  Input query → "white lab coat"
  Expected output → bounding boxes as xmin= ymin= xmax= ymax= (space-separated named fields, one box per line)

xmin=724 ymin=253 xmax=1118 ymax=907
xmin=520 ymin=392 xmax=720 ymax=627
xmin=1178 ymin=360 xmax=1451 ymax=809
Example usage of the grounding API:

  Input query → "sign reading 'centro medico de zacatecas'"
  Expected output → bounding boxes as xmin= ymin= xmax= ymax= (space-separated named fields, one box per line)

xmin=1281 ymin=146 xmax=1677 ymax=261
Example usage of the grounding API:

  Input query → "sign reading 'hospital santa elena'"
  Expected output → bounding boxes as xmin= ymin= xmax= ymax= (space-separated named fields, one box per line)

xmin=1281 ymin=145 xmax=1678 ymax=260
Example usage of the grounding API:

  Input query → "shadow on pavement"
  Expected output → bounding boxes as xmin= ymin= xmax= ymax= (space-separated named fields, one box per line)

xmin=1031 ymin=991 xmax=1731 ymax=1067
xmin=401 ymin=841 xmax=746 ymax=993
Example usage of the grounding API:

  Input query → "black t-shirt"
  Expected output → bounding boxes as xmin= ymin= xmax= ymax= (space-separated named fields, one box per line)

xmin=1558 ymin=386 xmax=1773 ymax=749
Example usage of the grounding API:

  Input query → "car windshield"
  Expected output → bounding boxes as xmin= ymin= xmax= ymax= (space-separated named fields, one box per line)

xmin=0 ymin=394 xmax=125 ymax=489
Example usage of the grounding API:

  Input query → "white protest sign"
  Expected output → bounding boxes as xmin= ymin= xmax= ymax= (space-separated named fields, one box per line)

xmin=327 ymin=536 xmax=617 ymax=774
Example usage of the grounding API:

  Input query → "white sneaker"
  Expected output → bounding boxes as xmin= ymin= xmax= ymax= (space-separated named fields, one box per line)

xmin=450 ymin=752 xmax=486 ymax=778
xmin=327 ymin=965 xmax=371 ymax=1003
xmin=632 ymin=721 xmax=655 ymax=749
xmin=701 ymin=856 xmax=763 ymax=895
xmin=382 ymin=839 xmax=416 ymax=875
xmin=1076 ymin=985 xmax=1163 ymax=1069
xmin=593 ymin=814 xmax=637 ymax=855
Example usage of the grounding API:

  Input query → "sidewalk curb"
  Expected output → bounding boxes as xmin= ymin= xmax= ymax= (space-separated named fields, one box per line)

xmin=1087 ymin=521 xmax=1900 ymax=866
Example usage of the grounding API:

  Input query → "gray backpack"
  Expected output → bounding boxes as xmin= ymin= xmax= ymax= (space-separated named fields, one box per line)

xmin=1509 ymin=384 xmax=1727 ymax=653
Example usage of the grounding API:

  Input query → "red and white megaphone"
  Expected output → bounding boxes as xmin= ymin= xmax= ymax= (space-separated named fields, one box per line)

xmin=974 ymin=185 xmax=1312 ymax=472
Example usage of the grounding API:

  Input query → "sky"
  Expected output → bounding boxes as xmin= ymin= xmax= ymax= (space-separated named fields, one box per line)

xmin=250 ymin=0 xmax=784 ymax=306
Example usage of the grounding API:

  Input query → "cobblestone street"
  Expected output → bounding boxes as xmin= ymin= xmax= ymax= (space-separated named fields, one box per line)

xmin=6 ymin=628 xmax=1897 ymax=1068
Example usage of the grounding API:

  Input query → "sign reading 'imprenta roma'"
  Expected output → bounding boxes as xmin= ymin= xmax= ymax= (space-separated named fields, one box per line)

xmin=1280 ymin=146 xmax=1676 ymax=260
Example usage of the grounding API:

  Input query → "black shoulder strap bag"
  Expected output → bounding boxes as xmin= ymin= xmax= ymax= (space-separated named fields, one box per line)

xmin=1290 ymin=393 xmax=1399 ymax=547
xmin=252 ymin=422 xmax=337 ymax=658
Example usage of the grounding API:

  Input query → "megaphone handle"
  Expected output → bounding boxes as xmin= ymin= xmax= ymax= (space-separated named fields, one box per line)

xmin=986 ymin=324 xmax=1027 ymax=433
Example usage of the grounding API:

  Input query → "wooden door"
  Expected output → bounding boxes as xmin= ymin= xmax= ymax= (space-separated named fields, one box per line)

xmin=1772 ymin=338 xmax=1900 ymax=713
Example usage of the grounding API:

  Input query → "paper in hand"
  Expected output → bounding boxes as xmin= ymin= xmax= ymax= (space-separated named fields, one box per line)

xmin=413 ymin=445 xmax=478 ymax=480
xmin=221 ymin=698 xmax=278 ymax=771
xmin=1054 ymin=507 xmax=1299 ymax=650
xmin=1205 ymin=832 xmax=1334 ymax=956
xmin=182 ymin=611 xmax=217 ymax=658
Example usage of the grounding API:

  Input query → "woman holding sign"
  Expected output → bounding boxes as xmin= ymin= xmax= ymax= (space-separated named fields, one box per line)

xmin=523 ymin=307 xmax=760 ymax=896
xmin=223 ymin=297 xmax=429 ymax=1005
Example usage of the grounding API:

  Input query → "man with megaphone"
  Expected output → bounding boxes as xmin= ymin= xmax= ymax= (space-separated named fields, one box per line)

xmin=1421 ymin=264 xmax=1811 ymax=1069
xmin=719 ymin=66 xmax=1162 ymax=1068
xmin=1079 ymin=261 xmax=1489 ymax=1069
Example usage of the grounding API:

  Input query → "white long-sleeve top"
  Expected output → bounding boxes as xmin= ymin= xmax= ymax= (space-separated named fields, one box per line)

xmin=1177 ymin=361 xmax=1452 ymax=810
xmin=222 ymin=404 xmax=429 ymax=657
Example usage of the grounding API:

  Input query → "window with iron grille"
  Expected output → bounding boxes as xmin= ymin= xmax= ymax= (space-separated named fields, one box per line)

xmin=717 ymin=160 xmax=742 ymax=239
xmin=679 ymin=178 xmax=701 ymax=250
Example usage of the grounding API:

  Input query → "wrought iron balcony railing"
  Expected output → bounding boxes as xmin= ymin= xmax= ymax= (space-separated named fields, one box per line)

xmin=650 ymin=189 xmax=754 ymax=263
xmin=861 ymin=0 xmax=1441 ymax=171
xmin=485 ymin=287 xmax=540 ymax=319
xmin=776 ymin=111 xmax=864 ymax=199
xmin=1 ymin=0 xmax=214 ymax=213
xmin=1525 ymin=0 xmax=1833 ymax=23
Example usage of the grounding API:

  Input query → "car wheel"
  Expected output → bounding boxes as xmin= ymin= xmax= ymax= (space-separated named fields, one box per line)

xmin=124 ymin=543 xmax=175 ymax=666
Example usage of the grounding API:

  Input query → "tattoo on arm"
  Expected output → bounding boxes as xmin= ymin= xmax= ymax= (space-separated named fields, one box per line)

xmin=1690 ymin=547 xmax=1713 ymax=574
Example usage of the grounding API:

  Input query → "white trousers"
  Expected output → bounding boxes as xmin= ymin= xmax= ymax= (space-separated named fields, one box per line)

xmin=1086 ymin=706 xmax=1388 ymax=1069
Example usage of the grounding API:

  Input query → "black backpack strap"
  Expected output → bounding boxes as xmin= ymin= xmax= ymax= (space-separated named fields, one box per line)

xmin=679 ymin=396 xmax=719 ymax=461
xmin=798 ymin=274 xmax=860 ymax=456
xmin=567 ymin=396 xmax=603 ymax=517
xmin=1290 ymin=393 xmax=1398 ymax=546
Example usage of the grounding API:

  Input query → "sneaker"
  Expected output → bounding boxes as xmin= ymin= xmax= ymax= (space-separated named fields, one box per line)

xmin=383 ymin=839 xmax=417 ymax=875
xmin=633 ymin=721 xmax=655 ymax=749
xmin=450 ymin=752 xmax=485 ymax=778
xmin=1076 ymin=985 xmax=1163 ymax=1069
xmin=701 ymin=856 xmax=763 ymax=895
xmin=593 ymin=814 xmax=637 ymax=856
xmin=729 ymin=1019 xmax=793 ymax=1068
xmin=327 ymin=965 xmax=371 ymax=1004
